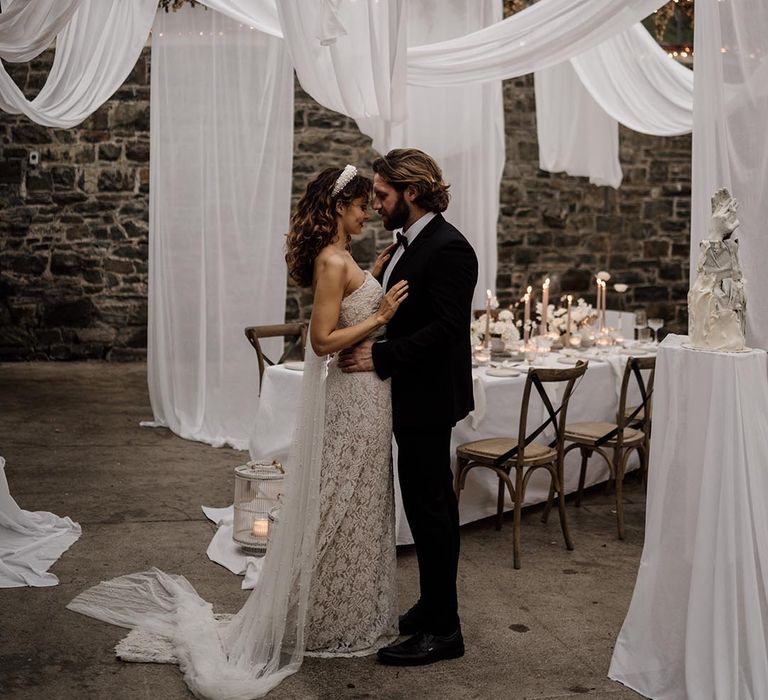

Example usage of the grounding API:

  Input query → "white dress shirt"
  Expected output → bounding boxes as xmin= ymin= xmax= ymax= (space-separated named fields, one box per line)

xmin=381 ymin=211 xmax=436 ymax=291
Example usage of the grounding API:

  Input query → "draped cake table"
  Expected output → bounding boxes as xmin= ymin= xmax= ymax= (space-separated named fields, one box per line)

xmin=610 ymin=334 xmax=768 ymax=699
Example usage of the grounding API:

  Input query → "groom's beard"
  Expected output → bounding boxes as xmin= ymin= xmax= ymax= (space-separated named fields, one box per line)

xmin=380 ymin=193 xmax=410 ymax=231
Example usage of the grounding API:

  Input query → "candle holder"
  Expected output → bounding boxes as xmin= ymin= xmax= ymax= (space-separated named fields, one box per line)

xmin=232 ymin=460 xmax=285 ymax=556
xmin=473 ymin=344 xmax=491 ymax=366
xmin=522 ymin=341 xmax=538 ymax=365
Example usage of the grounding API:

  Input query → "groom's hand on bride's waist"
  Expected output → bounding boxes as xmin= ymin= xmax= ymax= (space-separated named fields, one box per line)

xmin=339 ymin=339 xmax=375 ymax=373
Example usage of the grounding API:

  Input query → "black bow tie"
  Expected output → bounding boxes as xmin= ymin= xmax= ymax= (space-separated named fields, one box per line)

xmin=396 ymin=232 xmax=409 ymax=250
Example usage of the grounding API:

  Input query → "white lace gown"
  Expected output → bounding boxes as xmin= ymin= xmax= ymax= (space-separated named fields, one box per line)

xmin=305 ymin=270 xmax=398 ymax=655
xmin=66 ymin=270 xmax=397 ymax=698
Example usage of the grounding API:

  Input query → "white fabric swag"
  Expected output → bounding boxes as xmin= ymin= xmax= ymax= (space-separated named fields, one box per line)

xmin=572 ymin=23 xmax=693 ymax=138
xmin=144 ymin=6 xmax=293 ymax=449
xmin=277 ymin=0 xmax=407 ymax=155
xmin=690 ymin=0 xmax=768 ymax=351
xmin=406 ymin=0 xmax=668 ymax=87
xmin=0 ymin=0 xmax=83 ymax=62
xmin=536 ymin=22 xmax=694 ymax=188
xmin=201 ymin=0 xmax=408 ymax=154
xmin=0 ymin=0 xmax=156 ymax=128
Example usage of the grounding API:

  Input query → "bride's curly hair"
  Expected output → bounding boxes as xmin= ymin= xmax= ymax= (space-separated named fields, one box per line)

xmin=285 ymin=167 xmax=372 ymax=288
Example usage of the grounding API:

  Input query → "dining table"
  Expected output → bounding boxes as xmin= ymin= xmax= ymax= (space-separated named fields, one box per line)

xmin=249 ymin=338 xmax=653 ymax=545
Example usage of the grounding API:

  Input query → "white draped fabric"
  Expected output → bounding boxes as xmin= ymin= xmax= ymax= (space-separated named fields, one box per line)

xmin=406 ymin=0 xmax=666 ymax=87
xmin=691 ymin=0 xmax=768 ymax=351
xmin=536 ymin=23 xmax=693 ymax=188
xmin=386 ymin=0 xmax=503 ymax=310
xmin=0 ymin=0 xmax=83 ymax=62
xmin=145 ymin=6 xmax=293 ymax=449
xmin=277 ymin=0 xmax=407 ymax=154
xmin=609 ymin=335 xmax=768 ymax=698
xmin=535 ymin=60 xmax=622 ymax=188
xmin=0 ymin=0 xmax=157 ymax=128
xmin=572 ymin=23 xmax=693 ymax=137
xmin=0 ymin=457 xmax=81 ymax=588
xmin=201 ymin=0 xmax=408 ymax=153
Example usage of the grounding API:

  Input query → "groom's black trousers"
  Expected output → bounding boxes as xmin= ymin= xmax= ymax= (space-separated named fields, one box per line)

xmin=394 ymin=424 xmax=460 ymax=635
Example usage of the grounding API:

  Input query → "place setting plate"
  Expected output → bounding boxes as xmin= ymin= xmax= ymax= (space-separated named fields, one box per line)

xmin=484 ymin=361 xmax=522 ymax=377
xmin=485 ymin=367 xmax=522 ymax=377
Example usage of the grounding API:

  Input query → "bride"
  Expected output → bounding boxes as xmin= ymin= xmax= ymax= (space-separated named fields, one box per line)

xmin=68 ymin=165 xmax=408 ymax=698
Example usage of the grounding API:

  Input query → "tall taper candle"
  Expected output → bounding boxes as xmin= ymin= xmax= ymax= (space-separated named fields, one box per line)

xmin=523 ymin=286 xmax=532 ymax=343
xmin=565 ymin=294 xmax=573 ymax=344
xmin=485 ymin=289 xmax=492 ymax=349
xmin=600 ymin=280 xmax=606 ymax=331
xmin=596 ymin=278 xmax=603 ymax=331
xmin=540 ymin=278 xmax=550 ymax=334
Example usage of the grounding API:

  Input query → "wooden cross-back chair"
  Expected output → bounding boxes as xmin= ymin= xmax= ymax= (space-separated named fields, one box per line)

xmin=556 ymin=355 xmax=655 ymax=540
xmin=455 ymin=361 xmax=588 ymax=569
xmin=244 ymin=323 xmax=308 ymax=395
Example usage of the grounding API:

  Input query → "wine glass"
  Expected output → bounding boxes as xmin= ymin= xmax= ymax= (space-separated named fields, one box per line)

xmin=648 ymin=318 xmax=664 ymax=343
xmin=634 ymin=309 xmax=647 ymax=341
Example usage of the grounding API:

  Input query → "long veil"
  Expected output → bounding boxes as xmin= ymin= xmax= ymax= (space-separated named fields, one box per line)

xmin=67 ymin=344 xmax=328 ymax=699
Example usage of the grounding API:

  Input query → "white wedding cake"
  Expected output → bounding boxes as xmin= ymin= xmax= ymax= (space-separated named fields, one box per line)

xmin=687 ymin=188 xmax=746 ymax=352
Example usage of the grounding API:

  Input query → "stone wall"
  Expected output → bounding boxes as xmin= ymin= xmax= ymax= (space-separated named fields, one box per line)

xmin=0 ymin=50 xmax=150 ymax=360
xmin=0 ymin=48 xmax=691 ymax=361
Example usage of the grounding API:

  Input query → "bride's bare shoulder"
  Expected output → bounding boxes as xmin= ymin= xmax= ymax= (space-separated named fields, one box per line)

xmin=313 ymin=247 xmax=350 ymax=289
xmin=314 ymin=246 xmax=348 ymax=274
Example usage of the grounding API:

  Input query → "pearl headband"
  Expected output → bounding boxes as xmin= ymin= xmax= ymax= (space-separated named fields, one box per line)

xmin=331 ymin=164 xmax=358 ymax=197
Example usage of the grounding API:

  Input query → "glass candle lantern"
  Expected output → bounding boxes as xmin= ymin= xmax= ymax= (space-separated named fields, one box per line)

xmin=232 ymin=460 xmax=285 ymax=556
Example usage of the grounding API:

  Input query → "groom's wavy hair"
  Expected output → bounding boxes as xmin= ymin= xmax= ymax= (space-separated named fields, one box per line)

xmin=372 ymin=148 xmax=450 ymax=213
xmin=286 ymin=167 xmax=372 ymax=288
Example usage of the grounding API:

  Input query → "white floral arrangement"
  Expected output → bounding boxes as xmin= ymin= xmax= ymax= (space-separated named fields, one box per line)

xmin=536 ymin=298 xmax=595 ymax=334
xmin=471 ymin=308 xmax=520 ymax=346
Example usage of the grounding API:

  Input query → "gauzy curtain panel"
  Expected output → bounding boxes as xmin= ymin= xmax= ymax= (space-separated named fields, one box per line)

xmin=690 ymin=0 xmax=768 ymax=351
xmin=146 ymin=5 xmax=294 ymax=449
xmin=197 ymin=0 xmax=282 ymax=38
xmin=387 ymin=0 xmax=504 ymax=309
xmin=535 ymin=60 xmax=622 ymax=188
xmin=0 ymin=0 xmax=157 ymax=128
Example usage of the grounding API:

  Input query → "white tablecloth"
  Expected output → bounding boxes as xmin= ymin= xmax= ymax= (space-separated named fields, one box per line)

xmin=249 ymin=345 xmax=648 ymax=546
xmin=610 ymin=334 xmax=768 ymax=699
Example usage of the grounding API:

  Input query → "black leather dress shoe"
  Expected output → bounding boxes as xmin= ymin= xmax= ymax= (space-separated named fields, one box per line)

xmin=398 ymin=604 xmax=426 ymax=636
xmin=377 ymin=629 xmax=465 ymax=666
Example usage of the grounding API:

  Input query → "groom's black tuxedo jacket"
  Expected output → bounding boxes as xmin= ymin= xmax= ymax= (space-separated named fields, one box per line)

xmin=372 ymin=213 xmax=478 ymax=429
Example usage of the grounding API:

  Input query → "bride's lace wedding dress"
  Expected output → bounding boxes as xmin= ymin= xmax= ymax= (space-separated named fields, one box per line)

xmin=68 ymin=271 xmax=397 ymax=698
xmin=306 ymin=271 xmax=398 ymax=655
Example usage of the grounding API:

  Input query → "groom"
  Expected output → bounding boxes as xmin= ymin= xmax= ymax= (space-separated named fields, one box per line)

xmin=339 ymin=148 xmax=478 ymax=665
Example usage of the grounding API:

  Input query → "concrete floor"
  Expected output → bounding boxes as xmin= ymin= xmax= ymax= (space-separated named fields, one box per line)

xmin=0 ymin=362 xmax=646 ymax=700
